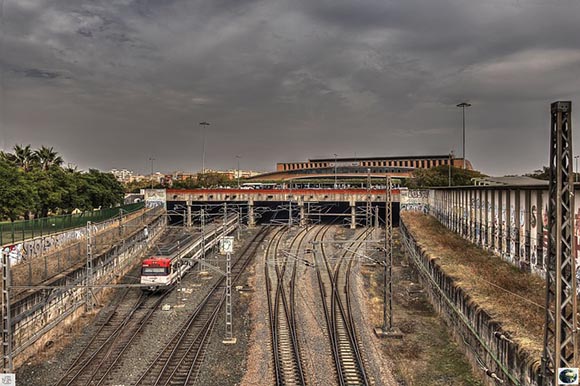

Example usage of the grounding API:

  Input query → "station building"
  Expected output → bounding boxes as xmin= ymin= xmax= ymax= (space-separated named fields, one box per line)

xmin=249 ymin=155 xmax=472 ymax=181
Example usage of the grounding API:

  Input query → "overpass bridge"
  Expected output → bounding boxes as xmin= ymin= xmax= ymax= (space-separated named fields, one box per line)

xmin=148 ymin=188 xmax=403 ymax=229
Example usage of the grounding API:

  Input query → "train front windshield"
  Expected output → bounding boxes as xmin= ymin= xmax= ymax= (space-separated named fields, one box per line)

xmin=142 ymin=267 xmax=169 ymax=276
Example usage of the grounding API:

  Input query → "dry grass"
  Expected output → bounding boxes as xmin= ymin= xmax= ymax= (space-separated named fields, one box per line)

xmin=360 ymin=233 xmax=482 ymax=385
xmin=401 ymin=212 xmax=545 ymax=360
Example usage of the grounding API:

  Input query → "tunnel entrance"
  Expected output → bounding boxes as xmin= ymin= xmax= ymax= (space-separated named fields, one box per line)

xmin=166 ymin=201 xmax=400 ymax=227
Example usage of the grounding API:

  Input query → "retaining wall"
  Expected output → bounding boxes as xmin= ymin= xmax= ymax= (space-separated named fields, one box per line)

xmin=3 ymin=207 xmax=147 ymax=265
xmin=400 ymin=219 xmax=542 ymax=386
xmin=9 ymin=208 xmax=166 ymax=367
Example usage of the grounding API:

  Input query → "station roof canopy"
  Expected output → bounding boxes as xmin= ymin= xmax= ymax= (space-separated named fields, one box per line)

xmin=308 ymin=154 xmax=455 ymax=162
xmin=471 ymin=176 xmax=549 ymax=186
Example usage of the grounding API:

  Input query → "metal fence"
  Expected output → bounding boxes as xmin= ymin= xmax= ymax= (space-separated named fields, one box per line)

xmin=0 ymin=202 xmax=145 ymax=246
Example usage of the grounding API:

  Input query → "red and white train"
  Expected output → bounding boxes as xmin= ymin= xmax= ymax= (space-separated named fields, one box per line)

xmin=141 ymin=215 xmax=238 ymax=291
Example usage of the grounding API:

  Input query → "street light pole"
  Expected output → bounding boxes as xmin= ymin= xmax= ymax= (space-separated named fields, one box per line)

xmin=456 ymin=102 xmax=472 ymax=169
xmin=333 ymin=153 xmax=338 ymax=189
xmin=199 ymin=121 xmax=210 ymax=174
xmin=148 ymin=157 xmax=155 ymax=189
xmin=236 ymin=155 xmax=241 ymax=189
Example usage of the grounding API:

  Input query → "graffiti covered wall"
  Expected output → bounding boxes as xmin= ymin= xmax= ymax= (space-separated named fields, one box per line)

xmin=400 ymin=188 xmax=430 ymax=212
xmin=430 ymin=187 xmax=555 ymax=277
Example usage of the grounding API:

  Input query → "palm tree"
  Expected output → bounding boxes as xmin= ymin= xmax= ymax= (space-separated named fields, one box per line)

xmin=64 ymin=163 xmax=79 ymax=174
xmin=34 ymin=146 xmax=64 ymax=171
xmin=0 ymin=150 xmax=15 ymax=164
xmin=12 ymin=144 xmax=38 ymax=172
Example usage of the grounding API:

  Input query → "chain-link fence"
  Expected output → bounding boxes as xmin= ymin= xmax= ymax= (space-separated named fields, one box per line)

xmin=0 ymin=202 xmax=144 ymax=246
xmin=11 ymin=205 xmax=163 ymax=292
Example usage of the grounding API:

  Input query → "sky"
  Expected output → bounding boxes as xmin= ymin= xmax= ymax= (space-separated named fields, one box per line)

xmin=1 ymin=0 xmax=580 ymax=176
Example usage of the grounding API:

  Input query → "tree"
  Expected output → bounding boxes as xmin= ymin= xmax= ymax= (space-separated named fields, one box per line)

xmin=11 ymin=144 xmax=38 ymax=172
xmin=0 ymin=160 xmax=36 ymax=221
xmin=196 ymin=172 xmax=232 ymax=188
xmin=525 ymin=166 xmax=550 ymax=181
xmin=80 ymin=170 xmax=124 ymax=209
xmin=26 ymin=169 xmax=67 ymax=217
xmin=172 ymin=177 xmax=199 ymax=189
xmin=0 ymin=145 xmax=125 ymax=218
xmin=34 ymin=146 xmax=64 ymax=171
xmin=406 ymin=165 xmax=487 ymax=188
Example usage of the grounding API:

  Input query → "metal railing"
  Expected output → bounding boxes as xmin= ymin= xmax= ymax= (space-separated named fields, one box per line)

xmin=0 ymin=202 xmax=144 ymax=246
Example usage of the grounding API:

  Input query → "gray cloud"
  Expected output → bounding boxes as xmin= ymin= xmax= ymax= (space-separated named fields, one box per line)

xmin=1 ymin=0 xmax=580 ymax=176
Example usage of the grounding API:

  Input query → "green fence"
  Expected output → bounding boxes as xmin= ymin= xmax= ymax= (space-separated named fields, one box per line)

xmin=0 ymin=202 xmax=145 ymax=246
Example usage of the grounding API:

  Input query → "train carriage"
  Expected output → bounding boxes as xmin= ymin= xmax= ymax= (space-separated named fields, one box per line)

xmin=141 ymin=256 xmax=188 ymax=290
xmin=140 ymin=214 xmax=238 ymax=291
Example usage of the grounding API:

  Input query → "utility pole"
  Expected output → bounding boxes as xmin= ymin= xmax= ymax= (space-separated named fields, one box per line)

xmin=221 ymin=202 xmax=236 ymax=344
xmin=541 ymin=101 xmax=577 ymax=385
xmin=118 ymin=208 xmax=124 ymax=237
xmin=448 ymin=152 xmax=452 ymax=187
xmin=375 ymin=176 xmax=400 ymax=338
xmin=289 ymin=180 xmax=293 ymax=226
xmin=1 ymin=249 xmax=13 ymax=372
xmin=334 ymin=153 xmax=338 ymax=189
xmin=85 ymin=221 xmax=94 ymax=312
xmin=366 ymin=169 xmax=372 ymax=228
xmin=384 ymin=176 xmax=393 ymax=330
xmin=236 ymin=155 xmax=241 ymax=189
xmin=186 ymin=199 xmax=192 ymax=228
xmin=199 ymin=207 xmax=206 ymax=273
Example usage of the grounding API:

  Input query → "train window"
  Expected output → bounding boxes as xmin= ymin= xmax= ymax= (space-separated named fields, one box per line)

xmin=142 ymin=267 xmax=168 ymax=276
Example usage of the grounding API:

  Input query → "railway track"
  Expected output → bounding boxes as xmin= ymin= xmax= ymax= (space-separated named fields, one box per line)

xmin=54 ymin=289 xmax=171 ymax=386
xmin=315 ymin=227 xmax=371 ymax=386
xmin=265 ymin=226 xmax=313 ymax=386
xmin=135 ymin=227 xmax=270 ymax=386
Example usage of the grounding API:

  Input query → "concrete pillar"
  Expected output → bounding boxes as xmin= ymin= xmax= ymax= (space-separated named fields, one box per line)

xmin=186 ymin=197 xmax=192 ymax=228
xmin=350 ymin=204 xmax=356 ymax=229
xmin=248 ymin=199 xmax=256 ymax=228
xmin=299 ymin=201 xmax=306 ymax=227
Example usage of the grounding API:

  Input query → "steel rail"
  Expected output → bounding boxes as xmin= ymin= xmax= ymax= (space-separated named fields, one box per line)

xmin=135 ymin=227 xmax=270 ymax=386
xmin=265 ymin=226 xmax=291 ymax=385
xmin=317 ymin=226 xmax=371 ymax=386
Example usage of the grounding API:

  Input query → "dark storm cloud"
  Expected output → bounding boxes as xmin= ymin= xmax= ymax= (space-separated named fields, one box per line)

xmin=1 ymin=0 xmax=580 ymax=176
xmin=20 ymin=69 xmax=61 ymax=79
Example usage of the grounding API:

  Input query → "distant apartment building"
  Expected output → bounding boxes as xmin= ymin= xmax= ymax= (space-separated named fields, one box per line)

xmin=110 ymin=168 xmax=135 ymax=183
xmin=202 ymin=169 xmax=262 ymax=180
xmin=172 ymin=171 xmax=197 ymax=181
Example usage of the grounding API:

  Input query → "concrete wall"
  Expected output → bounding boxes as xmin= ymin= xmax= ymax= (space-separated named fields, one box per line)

xmin=400 ymin=220 xmax=541 ymax=386
xmin=10 ymin=209 xmax=166 ymax=367
xmin=3 ymin=208 xmax=149 ymax=265
xmin=429 ymin=187 xmax=555 ymax=277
